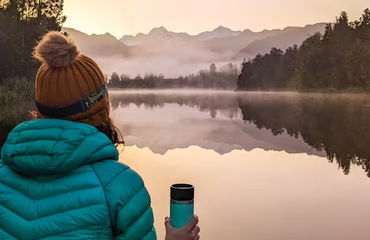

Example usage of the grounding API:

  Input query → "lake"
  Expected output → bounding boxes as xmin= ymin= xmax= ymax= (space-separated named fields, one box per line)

xmin=110 ymin=90 xmax=370 ymax=240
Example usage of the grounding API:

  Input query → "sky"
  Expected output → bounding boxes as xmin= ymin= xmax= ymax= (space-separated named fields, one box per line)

xmin=63 ymin=0 xmax=369 ymax=38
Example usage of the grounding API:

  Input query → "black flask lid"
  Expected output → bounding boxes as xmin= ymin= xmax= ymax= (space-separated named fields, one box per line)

xmin=171 ymin=183 xmax=194 ymax=201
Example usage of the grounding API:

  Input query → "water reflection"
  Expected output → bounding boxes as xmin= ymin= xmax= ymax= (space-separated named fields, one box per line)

xmin=238 ymin=93 xmax=370 ymax=176
xmin=110 ymin=90 xmax=241 ymax=119
xmin=121 ymin=145 xmax=370 ymax=240
xmin=2 ymin=90 xmax=370 ymax=239
xmin=110 ymin=90 xmax=370 ymax=177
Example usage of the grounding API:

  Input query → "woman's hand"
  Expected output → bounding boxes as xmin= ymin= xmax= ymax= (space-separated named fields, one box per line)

xmin=165 ymin=215 xmax=200 ymax=240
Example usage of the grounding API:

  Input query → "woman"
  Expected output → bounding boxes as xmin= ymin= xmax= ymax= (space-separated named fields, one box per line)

xmin=0 ymin=31 xmax=199 ymax=240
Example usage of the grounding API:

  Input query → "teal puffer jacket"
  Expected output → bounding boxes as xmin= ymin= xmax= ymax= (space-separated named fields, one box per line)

xmin=0 ymin=119 xmax=156 ymax=240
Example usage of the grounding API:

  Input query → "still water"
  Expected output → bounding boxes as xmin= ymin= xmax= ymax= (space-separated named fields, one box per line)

xmin=110 ymin=90 xmax=370 ymax=240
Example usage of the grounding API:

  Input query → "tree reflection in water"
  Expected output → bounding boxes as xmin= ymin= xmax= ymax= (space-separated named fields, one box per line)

xmin=238 ymin=93 xmax=370 ymax=176
xmin=110 ymin=91 xmax=370 ymax=177
xmin=2 ymin=91 xmax=370 ymax=177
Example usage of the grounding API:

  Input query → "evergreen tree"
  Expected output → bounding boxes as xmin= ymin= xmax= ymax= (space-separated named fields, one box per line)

xmin=109 ymin=72 xmax=120 ymax=87
xmin=237 ymin=9 xmax=370 ymax=91
xmin=0 ymin=0 xmax=66 ymax=79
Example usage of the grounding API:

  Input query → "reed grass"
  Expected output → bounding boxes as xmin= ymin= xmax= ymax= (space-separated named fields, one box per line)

xmin=0 ymin=77 xmax=35 ymax=140
xmin=0 ymin=77 xmax=34 ymax=105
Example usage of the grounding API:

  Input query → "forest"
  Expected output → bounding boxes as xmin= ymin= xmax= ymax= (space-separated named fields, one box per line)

xmin=0 ymin=0 xmax=65 ymax=79
xmin=0 ymin=0 xmax=66 ymax=147
xmin=237 ymin=9 xmax=370 ymax=91
xmin=107 ymin=63 xmax=239 ymax=89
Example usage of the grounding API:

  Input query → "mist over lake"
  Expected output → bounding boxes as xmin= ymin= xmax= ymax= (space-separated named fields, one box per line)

xmin=1 ymin=2 xmax=370 ymax=239
xmin=111 ymin=90 xmax=370 ymax=239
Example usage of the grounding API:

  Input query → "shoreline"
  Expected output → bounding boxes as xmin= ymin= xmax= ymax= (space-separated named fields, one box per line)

xmin=108 ymin=87 xmax=370 ymax=94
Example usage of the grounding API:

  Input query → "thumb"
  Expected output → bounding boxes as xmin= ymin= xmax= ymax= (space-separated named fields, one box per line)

xmin=164 ymin=217 xmax=173 ymax=230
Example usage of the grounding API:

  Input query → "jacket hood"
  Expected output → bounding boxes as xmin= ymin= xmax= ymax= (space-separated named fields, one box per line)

xmin=1 ymin=119 xmax=118 ymax=176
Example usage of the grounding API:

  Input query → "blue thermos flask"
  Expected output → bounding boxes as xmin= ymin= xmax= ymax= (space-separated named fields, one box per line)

xmin=170 ymin=183 xmax=194 ymax=229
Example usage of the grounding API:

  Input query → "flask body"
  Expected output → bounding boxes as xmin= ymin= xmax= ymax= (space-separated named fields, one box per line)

xmin=170 ymin=183 xmax=194 ymax=229
xmin=170 ymin=199 xmax=194 ymax=229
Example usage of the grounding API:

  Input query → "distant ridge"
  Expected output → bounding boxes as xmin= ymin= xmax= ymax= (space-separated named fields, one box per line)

xmin=120 ymin=25 xmax=246 ymax=45
xmin=62 ymin=27 xmax=129 ymax=57
xmin=62 ymin=23 xmax=327 ymax=77
xmin=235 ymin=23 xmax=327 ymax=60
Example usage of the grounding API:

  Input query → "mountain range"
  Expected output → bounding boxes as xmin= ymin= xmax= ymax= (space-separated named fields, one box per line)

xmin=62 ymin=23 xmax=326 ymax=77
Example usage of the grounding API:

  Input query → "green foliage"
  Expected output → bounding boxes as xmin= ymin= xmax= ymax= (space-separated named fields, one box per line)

xmin=238 ymin=9 xmax=370 ymax=91
xmin=0 ymin=0 xmax=66 ymax=79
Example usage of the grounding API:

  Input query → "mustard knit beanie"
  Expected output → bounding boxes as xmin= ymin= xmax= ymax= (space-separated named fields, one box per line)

xmin=33 ymin=31 xmax=109 ymax=127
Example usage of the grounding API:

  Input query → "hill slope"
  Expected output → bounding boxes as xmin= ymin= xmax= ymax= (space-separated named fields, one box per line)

xmin=235 ymin=23 xmax=327 ymax=60
xmin=62 ymin=27 xmax=129 ymax=57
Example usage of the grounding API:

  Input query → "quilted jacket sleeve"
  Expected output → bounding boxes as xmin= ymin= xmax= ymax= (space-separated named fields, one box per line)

xmin=92 ymin=161 xmax=156 ymax=240
xmin=111 ymin=169 xmax=156 ymax=240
